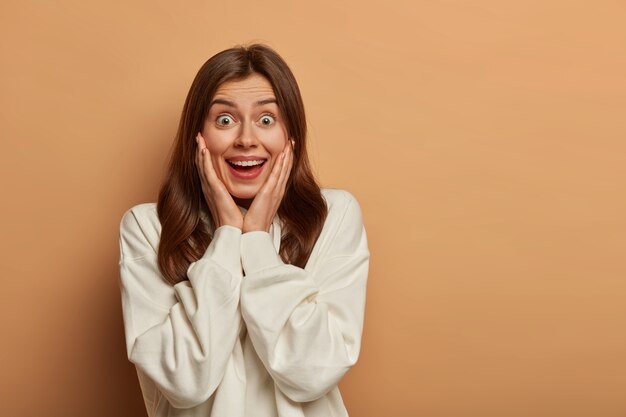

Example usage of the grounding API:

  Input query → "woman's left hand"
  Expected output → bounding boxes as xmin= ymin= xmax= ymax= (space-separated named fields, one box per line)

xmin=242 ymin=138 xmax=294 ymax=233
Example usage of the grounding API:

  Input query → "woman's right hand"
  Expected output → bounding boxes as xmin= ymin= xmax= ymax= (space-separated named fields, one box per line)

xmin=195 ymin=132 xmax=243 ymax=230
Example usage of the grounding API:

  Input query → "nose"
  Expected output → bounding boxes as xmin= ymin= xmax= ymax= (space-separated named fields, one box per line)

xmin=234 ymin=120 xmax=259 ymax=148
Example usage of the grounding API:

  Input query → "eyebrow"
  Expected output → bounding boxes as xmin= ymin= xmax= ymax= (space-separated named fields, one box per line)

xmin=209 ymin=98 xmax=277 ymax=108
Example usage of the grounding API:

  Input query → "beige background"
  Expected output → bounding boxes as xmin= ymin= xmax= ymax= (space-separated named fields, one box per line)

xmin=1 ymin=1 xmax=625 ymax=416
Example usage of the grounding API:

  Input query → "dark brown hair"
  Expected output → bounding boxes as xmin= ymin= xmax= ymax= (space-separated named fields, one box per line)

xmin=156 ymin=43 xmax=327 ymax=285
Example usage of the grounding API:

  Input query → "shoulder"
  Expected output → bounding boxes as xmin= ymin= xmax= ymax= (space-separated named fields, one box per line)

xmin=119 ymin=202 xmax=161 ymax=260
xmin=301 ymin=188 xmax=368 ymax=271
xmin=320 ymin=188 xmax=363 ymax=225
xmin=321 ymin=188 xmax=361 ymax=214
xmin=322 ymin=188 xmax=364 ymax=240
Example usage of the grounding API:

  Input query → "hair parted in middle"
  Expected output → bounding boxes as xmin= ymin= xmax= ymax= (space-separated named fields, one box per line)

xmin=155 ymin=43 xmax=328 ymax=285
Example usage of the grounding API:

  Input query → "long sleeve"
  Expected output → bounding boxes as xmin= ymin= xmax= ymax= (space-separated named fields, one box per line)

xmin=118 ymin=208 xmax=243 ymax=409
xmin=239 ymin=192 xmax=370 ymax=403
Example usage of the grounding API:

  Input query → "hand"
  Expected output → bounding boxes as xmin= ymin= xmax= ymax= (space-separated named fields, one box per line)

xmin=242 ymin=138 xmax=294 ymax=233
xmin=195 ymin=132 xmax=244 ymax=230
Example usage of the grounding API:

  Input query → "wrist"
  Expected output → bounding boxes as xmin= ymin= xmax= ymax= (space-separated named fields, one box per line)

xmin=242 ymin=222 xmax=269 ymax=234
xmin=224 ymin=220 xmax=244 ymax=230
xmin=218 ymin=213 xmax=243 ymax=229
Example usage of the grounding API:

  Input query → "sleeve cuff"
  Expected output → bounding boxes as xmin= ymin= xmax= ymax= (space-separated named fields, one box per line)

xmin=241 ymin=231 xmax=284 ymax=274
xmin=199 ymin=225 xmax=242 ymax=275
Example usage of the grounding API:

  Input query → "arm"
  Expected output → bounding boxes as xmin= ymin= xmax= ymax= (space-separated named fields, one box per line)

xmin=239 ymin=194 xmax=370 ymax=402
xmin=118 ymin=208 xmax=243 ymax=409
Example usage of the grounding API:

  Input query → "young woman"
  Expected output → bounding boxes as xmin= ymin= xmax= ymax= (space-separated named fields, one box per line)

xmin=118 ymin=43 xmax=370 ymax=417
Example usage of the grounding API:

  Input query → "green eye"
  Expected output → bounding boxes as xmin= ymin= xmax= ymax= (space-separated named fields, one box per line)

xmin=217 ymin=115 xmax=233 ymax=125
xmin=260 ymin=114 xmax=276 ymax=125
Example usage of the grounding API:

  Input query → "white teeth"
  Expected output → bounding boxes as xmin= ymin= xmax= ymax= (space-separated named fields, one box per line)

xmin=229 ymin=159 xmax=265 ymax=167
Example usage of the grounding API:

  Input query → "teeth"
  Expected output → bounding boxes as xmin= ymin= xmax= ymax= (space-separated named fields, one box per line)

xmin=230 ymin=159 xmax=265 ymax=167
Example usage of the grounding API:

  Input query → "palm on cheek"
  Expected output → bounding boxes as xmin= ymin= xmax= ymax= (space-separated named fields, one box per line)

xmin=243 ymin=139 xmax=294 ymax=233
xmin=195 ymin=133 xmax=244 ymax=230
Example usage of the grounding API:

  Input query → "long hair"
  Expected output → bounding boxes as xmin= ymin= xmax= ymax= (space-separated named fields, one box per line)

xmin=156 ymin=43 xmax=327 ymax=285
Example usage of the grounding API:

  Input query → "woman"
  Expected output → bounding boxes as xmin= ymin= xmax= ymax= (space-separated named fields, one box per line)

xmin=118 ymin=43 xmax=370 ymax=417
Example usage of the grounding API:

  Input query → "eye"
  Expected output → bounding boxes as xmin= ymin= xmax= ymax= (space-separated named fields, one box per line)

xmin=216 ymin=115 xmax=234 ymax=126
xmin=260 ymin=114 xmax=276 ymax=126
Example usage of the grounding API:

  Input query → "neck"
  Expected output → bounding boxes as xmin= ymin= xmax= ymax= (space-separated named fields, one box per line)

xmin=232 ymin=195 xmax=253 ymax=210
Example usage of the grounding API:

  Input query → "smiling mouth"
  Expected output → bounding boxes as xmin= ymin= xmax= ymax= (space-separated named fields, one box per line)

xmin=226 ymin=159 xmax=267 ymax=171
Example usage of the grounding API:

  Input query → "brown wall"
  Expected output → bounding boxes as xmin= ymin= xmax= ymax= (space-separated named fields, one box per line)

xmin=1 ymin=1 xmax=625 ymax=416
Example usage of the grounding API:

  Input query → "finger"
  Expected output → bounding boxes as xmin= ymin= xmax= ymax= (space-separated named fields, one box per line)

xmin=195 ymin=145 xmax=211 ymax=195
xmin=196 ymin=133 xmax=220 ymax=186
xmin=195 ymin=134 xmax=201 ymax=168
xmin=195 ymin=133 xmax=206 ymax=177
xmin=277 ymin=141 xmax=293 ymax=194
xmin=202 ymin=148 xmax=225 ymax=194
xmin=195 ymin=134 xmax=215 ymax=208
xmin=276 ymin=141 xmax=290 ymax=186
xmin=264 ymin=151 xmax=285 ymax=192
xmin=195 ymin=133 xmax=220 ymax=202
xmin=276 ymin=149 xmax=291 ymax=198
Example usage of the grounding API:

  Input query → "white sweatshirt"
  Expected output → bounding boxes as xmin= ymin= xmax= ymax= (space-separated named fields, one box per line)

xmin=118 ymin=188 xmax=370 ymax=417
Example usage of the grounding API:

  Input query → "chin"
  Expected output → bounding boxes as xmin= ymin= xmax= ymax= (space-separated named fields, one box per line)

xmin=228 ymin=186 xmax=260 ymax=201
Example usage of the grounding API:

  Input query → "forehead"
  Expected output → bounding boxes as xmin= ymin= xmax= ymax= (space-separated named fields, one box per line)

xmin=214 ymin=73 xmax=275 ymax=100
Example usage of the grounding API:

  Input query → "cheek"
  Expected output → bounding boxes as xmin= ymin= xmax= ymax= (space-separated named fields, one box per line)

xmin=207 ymin=146 xmax=225 ymax=172
xmin=202 ymin=129 xmax=229 ymax=155
xmin=259 ymin=130 xmax=286 ymax=157
xmin=200 ymin=134 xmax=228 ymax=177
xmin=207 ymin=153 xmax=228 ymax=183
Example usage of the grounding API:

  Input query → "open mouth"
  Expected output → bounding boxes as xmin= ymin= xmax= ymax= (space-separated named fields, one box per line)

xmin=226 ymin=159 xmax=267 ymax=172
xmin=226 ymin=159 xmax=267 ymax=170
xmin=226 ymin=158 xmax=267 ymax=179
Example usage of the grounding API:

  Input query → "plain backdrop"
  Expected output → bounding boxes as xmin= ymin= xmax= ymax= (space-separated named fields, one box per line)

xmin=1 ymin=1 xmax=625 ymax=416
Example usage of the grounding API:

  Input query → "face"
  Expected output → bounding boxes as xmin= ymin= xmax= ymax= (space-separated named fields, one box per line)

xmin=201 ymin=73 xmax=289 ymax=205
